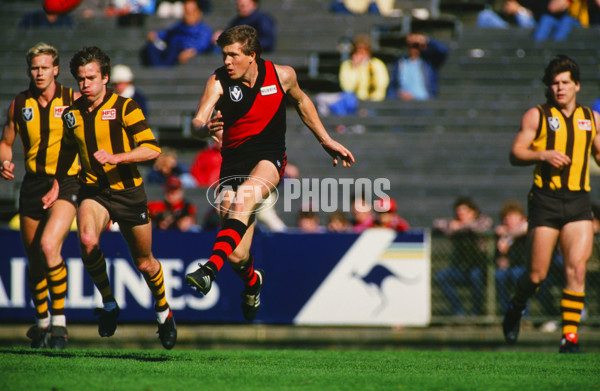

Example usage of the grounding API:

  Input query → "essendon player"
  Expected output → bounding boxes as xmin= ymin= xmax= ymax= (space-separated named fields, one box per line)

xmin=185 ymin=25 xmax=354 ymax=321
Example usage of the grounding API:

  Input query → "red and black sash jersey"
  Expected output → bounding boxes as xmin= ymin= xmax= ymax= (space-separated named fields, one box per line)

xmin=215 ymin=58 xmax=286 ymax=161
xmin=12 ymin=82 xmax=79 ymax=176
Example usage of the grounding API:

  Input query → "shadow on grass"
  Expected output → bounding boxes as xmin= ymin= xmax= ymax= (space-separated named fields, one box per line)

xmin=0 ymin=347 xmax=183 ymax=362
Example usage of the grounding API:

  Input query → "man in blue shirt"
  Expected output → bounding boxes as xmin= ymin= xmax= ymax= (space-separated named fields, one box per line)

xmin=388 ymin=33 xmax=448 ymax=101
xmin=215 ymin=0 xmax=276 ymax=53
xmin=141 ymin=0 xmax=213 ymax=67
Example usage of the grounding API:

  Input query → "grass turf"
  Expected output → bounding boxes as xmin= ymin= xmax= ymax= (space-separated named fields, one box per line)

xmin=0 ymin=348 xmax=599 ymax=390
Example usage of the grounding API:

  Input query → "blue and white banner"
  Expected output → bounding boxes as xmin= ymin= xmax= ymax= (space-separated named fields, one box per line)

xmin=0 ymin=227 xmax=430 ymax=326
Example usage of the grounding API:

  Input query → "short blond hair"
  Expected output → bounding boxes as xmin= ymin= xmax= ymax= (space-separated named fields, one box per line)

xmin=26 ymin=42 xmax=59 ymax=68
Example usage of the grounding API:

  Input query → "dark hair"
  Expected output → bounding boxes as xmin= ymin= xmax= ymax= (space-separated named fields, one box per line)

xmin=499 ymin=199 xmax=524 ymax=220
xmin=217 ymin=25 xmax=262 ymax=58
xmin=453 ymin=196 xmax=480 ymax=215
xmin=69 ymin=46 xmax=111 ymax=80
xmin=542 ymin=55 xmax=580 ymax=87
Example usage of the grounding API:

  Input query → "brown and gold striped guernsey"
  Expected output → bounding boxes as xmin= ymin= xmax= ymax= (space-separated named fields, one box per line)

xmin=12 ymin=82 xmax=79 ymax=176
xmin=62 ymin=91 xmax=160 ymax=190
xmin=531 ymin=103 xmax=598 ymax=191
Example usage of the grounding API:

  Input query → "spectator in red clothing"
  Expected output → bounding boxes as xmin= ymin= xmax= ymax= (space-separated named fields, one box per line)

xmin=373 ymin=197 xmax=410 ymax=232
xmin=351 ymin=196 xmax=374 ymax=233
xmin=190 ymin=141 xmax=222 ymax=187
xmin=148 ymin=176 xmax=198 ymax=231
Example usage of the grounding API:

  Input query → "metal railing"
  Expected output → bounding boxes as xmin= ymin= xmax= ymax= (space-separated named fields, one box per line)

xmin=430 ymin=232 xmax=600 ymax=325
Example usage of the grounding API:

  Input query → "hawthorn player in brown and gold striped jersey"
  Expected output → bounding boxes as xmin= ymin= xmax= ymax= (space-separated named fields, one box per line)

xmin=503 ymin=55 xmax=600 ymax=353
xmin=0 ymin=42 xmax=80 ymax=350
xmin=48 ymin=46 xmax=177 ymax=349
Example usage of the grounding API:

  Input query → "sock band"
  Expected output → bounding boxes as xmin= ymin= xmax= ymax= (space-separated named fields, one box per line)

xmin=145 ymin=264 xmax=169 ymax=312
xmin=83 ymin=249 xmax=115 ymax=304
xmin=207 ymin=219 xmax=248 ymax=273
xmin=561 ymin=289 xmax=585 ymax=336
xmin=47 ymin=261 xmax=67 ymax=316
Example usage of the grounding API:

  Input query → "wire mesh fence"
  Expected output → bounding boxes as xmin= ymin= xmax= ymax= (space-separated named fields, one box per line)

xmin=430 ymin=232 xmax=600 ymax=325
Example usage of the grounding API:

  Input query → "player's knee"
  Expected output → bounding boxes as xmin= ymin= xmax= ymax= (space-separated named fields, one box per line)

xmin=39 ymin=236 xmax=59 ymax=261
xmin=79 ymin=231 xmax=99 ymax=255
xmin=134 ymin=256 xmax=157 ymax=275
xmin=228 ymin=248 xmax=249 ymax=266
xmin=529 ymin=271 xmax=547 ymax=285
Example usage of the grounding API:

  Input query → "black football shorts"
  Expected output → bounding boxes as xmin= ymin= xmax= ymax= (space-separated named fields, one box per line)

xmin=78 ymin=184 xmax=150 ymax=226
xmin=19 ymin=174 xmax=79 ymax=220
xmin=527 ymin=186 xmax=592 ymax=229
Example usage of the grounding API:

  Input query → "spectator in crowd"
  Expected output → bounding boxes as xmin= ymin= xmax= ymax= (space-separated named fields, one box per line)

xmin=593 ymin=93 xmax=600 ymax=114
xmin=189 ymin=140 xmax=222 ymax=187
xmin=373 ymin=197 xmax=410 ymax=232
xmin=104 ymin=0 xmax=156 ymax=27
xmin=477 ymin=0 xmax=537 ymax=28
xmin=327 ymin=210 xmax=351 ymax=233
xmin=351 ymin=196 xmax=374 ymax=233
xmin=296 ymin=209 xmax=326 ymax=233
xmin=146 ymin=147 xmax=197 ymax=187
xmin=494 ymin=200 xmax=528 ymax=314
xmin=388 ymin=33 xmax=448 ymax=101
xmin=330 ymin=0 xmax=395 ymax=16
xmin=111 ymin=64 xmax=150 ymax=117
xmin=316 ymin=34 xmax=389 ymax=116
xmin=433 ymin=196 xmax=493 ymax=316
xmin=141 ymin=0 xmax=213 ymax=67
xmin=148 ymin=176 xmax=199 ymax=231
xmin=156 ymin=0 xmax=211 ymax=18
xmin=212 ymin=0 xmax=276 ymax=53
xmin=532 ymin=0 xmax=582 ymax=41
xmin=18 ymin=7 xmax=74 ymax=29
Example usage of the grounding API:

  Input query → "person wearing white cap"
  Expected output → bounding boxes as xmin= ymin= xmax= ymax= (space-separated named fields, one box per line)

xmin=111 ymin=64 xmax=150 ymax=116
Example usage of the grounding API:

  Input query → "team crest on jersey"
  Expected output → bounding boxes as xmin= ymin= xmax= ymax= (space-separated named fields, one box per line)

xmin=64 ymin=112 xmax=76 ymax=128
xmin=548 ymin=117 xmax=560 ymax=131
xmin=102 ymin=109 xmax=116 ymax=120
xmin=578 ymin=119 xmax=592 ymax=131
xmin=229 ymin=86 xmax=243 ymax=102
xmin=54 ymin=106 xmax=68 ymax=118
xmin=260 ymin=85 xmax=277 ymax=96
xmin=22 ymin=108 xmax=34 ymax=122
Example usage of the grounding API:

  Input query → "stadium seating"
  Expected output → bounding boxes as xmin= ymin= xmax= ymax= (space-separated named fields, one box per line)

xmin=1 ymin=0 xmax=600 ymax=229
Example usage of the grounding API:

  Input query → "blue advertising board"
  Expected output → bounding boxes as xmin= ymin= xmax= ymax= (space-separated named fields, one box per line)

xmin=0 ymin=227 xmax=430 ymax=326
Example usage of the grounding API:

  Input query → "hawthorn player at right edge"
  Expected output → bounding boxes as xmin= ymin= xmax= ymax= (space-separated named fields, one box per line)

xmin=503 ymin=55 xmax=600 ymax=353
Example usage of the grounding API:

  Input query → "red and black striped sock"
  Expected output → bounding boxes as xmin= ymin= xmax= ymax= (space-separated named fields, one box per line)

xmin=205 ymin=218 xmax=248 ymax=276
xmin=234 ymin=253 xmax=258 ymax=289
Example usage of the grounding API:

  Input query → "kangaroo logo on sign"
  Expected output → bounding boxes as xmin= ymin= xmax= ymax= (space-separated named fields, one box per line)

xmin=548 ymin=117 xmax=560 ymax=131
xmin=22 ymin=108 xmax=34 ymax=122
xmin=229 ymin=86 xmax=243 ymax=102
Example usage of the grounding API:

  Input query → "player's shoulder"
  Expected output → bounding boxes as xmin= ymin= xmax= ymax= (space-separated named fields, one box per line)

xmin=273 ymin=63 xmax=296 ymax=86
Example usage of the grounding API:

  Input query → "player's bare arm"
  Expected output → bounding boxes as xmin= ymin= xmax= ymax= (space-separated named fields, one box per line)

xmin=510 ymin=107 xmax=570 ymax=167
xmin=0 ymin=100 xmax=17 ymax=180
xmin=275 ymin=64 xmax=355 ymax=167
xmin=94 ymin=145 xmax=160 ymax=165
xmin=191 ymin=73 xmax=224 ymax=143
xmin=591 ymin=110 xmax=600 ymax=165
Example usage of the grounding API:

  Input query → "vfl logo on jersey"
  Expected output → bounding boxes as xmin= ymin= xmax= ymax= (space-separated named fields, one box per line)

xmin=54 ymin=106 xmax=68 ymax=118
xmin=548 ymin=117 xmax=560 ymax=131
xmin=229 ymin=86 xmax=243 ymax=102
xmin=578 ymin=119 xmax=592 ymax=131
xmin=64 ymin=112 xmax=76 ymax=128
xmin=102 ymin=109 xmax=116 ymax=120
xmin=260 ymin=85 xmax=277 ymax=96
xmin=22 ymin=108 xmax=34 ymax=122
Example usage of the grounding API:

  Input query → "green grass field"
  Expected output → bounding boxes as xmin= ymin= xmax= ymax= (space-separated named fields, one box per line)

xmin=0 ymin=348 xmax=598 ymax=391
